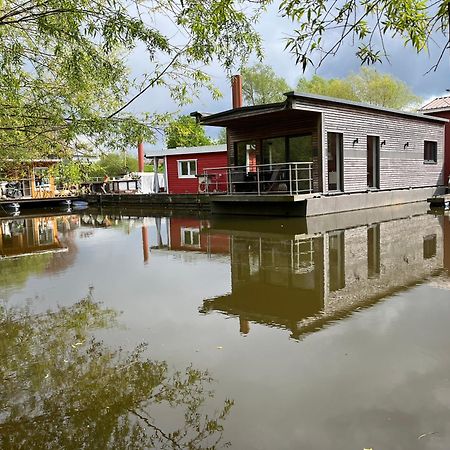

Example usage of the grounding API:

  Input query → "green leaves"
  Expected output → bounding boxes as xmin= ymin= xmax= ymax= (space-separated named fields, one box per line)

xmin=241 ymin=63 xmax=291 ymax=105
xmin=165 ymin=115 xmax=213 ymax=148
xmin=296 ymin=67 xmax=422 ymax=110
xmin=280 ymin=0 xmax=447 ymax=70
xmin=0 ymin=0 xmax=265 ymax=167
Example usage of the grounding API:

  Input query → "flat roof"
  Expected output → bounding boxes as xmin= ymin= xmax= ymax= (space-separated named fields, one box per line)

xmin=145 ymin=144 xmax=227 ymax=158
xmin=193 ymin=92 xmax=448 ymax=126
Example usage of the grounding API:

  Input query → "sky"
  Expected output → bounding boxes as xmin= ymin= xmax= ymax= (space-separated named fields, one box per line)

xmin=126 ymin=2 xmax=450 ymax=149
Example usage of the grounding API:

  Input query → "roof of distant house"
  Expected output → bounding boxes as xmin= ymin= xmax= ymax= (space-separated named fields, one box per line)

xmin=145 ymin=144 xmax=227 ymax=158
xmin=419 ymin=95 xmax=450 ymax=112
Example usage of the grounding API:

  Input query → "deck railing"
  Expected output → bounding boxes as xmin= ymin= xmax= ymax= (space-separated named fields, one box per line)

xmin=200 ymin=162 xmax=314 ymax=195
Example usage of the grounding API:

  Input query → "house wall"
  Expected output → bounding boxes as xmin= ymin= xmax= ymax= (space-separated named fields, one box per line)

xmin=166 ymin=152 xmax=228 ymax=194
xmin=423 ymin=109 xmax=450 ymax=184
xmin=291 ymin=98 xmax=445 ymax=193
xmin=226 ymin=110 xmax=323 ymax=192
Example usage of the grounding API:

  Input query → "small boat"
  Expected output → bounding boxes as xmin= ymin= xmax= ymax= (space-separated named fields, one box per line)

xmin=71 ymin=200 xmax=88 ymax=210
xmin=4 ymin=202 xmax=20 ymax=212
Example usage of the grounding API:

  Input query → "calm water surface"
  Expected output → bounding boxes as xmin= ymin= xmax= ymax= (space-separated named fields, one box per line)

xmin=1 ymin=204 xmax=450 ymax=449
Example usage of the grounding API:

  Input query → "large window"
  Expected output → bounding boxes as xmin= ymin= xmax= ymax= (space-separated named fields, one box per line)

xmin=262 ymin=137 xmax=285 ymax=166
xmin=261 ymin=134 xmax=313 ymax=167
xmin=178 ymin=160 xmax=197 ymax=178
xmin=289 ymin=135 xmax=313 ymax=162
xmin=424 ymin=141 xmax=437 ymax=164
xmin=235 ymin=141 xmax=257 ymax=172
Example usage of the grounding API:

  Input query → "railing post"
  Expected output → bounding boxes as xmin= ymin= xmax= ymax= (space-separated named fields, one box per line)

xmin=205 ymin=170 xmax=209 ymax=194
xmin=257 ymin=166 xmax=260 ymax=195
xmin=309 ymin=163 xmax=312 ymax=193
xmin=289 ymin=163 xmax=293 ymax=195
xmin=227 ymin=168 xmax=230 ymax=194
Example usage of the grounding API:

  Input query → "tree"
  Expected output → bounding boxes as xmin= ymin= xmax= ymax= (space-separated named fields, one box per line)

xmin=216 ymin=128 xmax=227 ymax=144
xmin=0 ymin=0 xmax=266 ymax=167
xmin=165 ymin=115 xmax=213 ymax=148
xmin=280 ymin=0 xmax=450 ymax=70
xmin=241 ymin=63 xmax=291 ymax=105
xmin=297 ymin=68 xmax=422 ymax=109
xmin=0 ymin=294 xmax=234 ymax=449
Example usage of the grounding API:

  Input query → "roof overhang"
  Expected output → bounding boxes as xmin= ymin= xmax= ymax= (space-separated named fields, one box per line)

xmin=191 ymin=102 xmax=289 ymax=127
xmin=192 ymin=92 xmax=448 ymax=127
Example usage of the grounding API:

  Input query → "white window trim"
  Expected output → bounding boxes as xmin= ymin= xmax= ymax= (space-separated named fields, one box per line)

xmin=178 ymin=159 xmax=198 ymax=178
xmin=180 ymin=226 xmax=201 ymax=248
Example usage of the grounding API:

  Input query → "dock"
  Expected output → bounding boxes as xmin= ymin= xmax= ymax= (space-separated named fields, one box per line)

xmin=0 ymin=196 xmax=81 ymax=214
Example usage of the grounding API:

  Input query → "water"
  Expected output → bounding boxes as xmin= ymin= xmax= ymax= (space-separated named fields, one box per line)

xmin=1 ymin=204 xmax=450 ymax=449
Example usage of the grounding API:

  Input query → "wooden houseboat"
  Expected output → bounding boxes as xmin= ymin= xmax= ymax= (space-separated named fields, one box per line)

xmin=1 ymin=159 xmax=59 ymax=199
xmin=191 ymin=76 xmax=447 ymax=216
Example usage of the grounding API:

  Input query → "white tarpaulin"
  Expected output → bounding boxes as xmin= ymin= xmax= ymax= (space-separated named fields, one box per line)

xmin=131 ymin=172 xmax=165 ymax=194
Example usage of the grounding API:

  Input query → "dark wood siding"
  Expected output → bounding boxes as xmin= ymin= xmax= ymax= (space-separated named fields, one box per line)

xmin=226 ymin=110 xmax=322 ymax=191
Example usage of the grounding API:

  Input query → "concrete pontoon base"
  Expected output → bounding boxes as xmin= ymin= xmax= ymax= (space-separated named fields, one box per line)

xmin=211 ymin=187 xmax=445 ymax=217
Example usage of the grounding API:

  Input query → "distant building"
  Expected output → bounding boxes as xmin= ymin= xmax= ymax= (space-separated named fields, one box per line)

xmin=419 ymin=95 xmax=450 ymax=184
xmin=145 ymin=144 xmax=227 ymax=194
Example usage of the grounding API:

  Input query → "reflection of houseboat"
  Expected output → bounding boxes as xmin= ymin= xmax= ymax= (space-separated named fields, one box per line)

xmin=200 ymin=208 xmax=449 ymax=339
xmin=0 ymin=216 xmax=68 ymax=258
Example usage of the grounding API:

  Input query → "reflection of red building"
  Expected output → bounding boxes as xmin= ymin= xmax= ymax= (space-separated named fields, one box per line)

xmin=168 ymin=217 xmax=229 ymax=254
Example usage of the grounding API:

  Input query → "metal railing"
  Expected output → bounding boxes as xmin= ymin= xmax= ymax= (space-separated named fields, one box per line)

xmin=200 ymin=162 xmax=314 ymax=195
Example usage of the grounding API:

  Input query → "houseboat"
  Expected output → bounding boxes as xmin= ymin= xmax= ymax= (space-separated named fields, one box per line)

xmin=144 ymin=144 xmax=227 ymax=194
xmin=191 ymin=76 xmax=447 ymax=216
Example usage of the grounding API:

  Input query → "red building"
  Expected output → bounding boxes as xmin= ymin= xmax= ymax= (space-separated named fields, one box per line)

xmin=145 ymin=144 xmax=227 ymax=194
xmin=420 ymin=96 xmax=450 ymax=184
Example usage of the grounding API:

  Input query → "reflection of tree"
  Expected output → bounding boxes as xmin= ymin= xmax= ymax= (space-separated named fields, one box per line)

xmin=0 ymin=295 xmax=233 ymax=449
xmin=0 ymin=254 xmax=52 ymax=290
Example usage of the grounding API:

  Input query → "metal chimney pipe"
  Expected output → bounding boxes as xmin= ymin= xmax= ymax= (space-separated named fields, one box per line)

xmin=231 ymin=74 xmax=243 ymax=109
xmin=138 ymin=141 xmax=145 ymax=172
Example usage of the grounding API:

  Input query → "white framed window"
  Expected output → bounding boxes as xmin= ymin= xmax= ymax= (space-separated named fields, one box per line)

xmin=181 ymin=227 xmax=200 ymax=247
xmin=178 ymin=159 xmax=197 ymax=178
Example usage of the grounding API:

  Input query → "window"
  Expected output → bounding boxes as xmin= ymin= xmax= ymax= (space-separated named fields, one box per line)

xmin=327 ymin=132 xmax=344 ymax=191
xmin=423 ymin=234 xmax=437 ymax=259
xmin=181 ymin=227 xmax=200 ymax=247
xmin=235 ymin=141 xmax=257 ymax=173
xmin=424 ymin=141 xmax=437 ymax=164
xmin=367 ymin=136 xmax=380 ymax=189
xmin=367 ymin=224 xmax=380 ymax=278
xmin=178 ymin=160 xmax=197 ymax=178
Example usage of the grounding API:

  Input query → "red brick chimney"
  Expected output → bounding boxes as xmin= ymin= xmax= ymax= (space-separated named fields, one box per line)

xmin=231 ymin=74 xmax=243 ymax=109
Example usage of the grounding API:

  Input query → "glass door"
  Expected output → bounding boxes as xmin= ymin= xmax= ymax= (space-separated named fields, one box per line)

xmin=327 ymin=132 xmax=343 ymax=191
xmin=367 ymin=135 xmax=380 ymax=189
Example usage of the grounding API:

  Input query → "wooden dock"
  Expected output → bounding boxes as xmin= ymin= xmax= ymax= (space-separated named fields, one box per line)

xmin=0 ymin=196 xmax=81 ymax=213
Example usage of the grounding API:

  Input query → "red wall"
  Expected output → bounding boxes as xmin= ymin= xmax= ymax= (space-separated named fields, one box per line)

xmin=166 ymin=152 xmax=228 ymax=194
xmin=169 ymin=218 xmax=230 ymax=254
xmin=428 ymin=110 xmax=450 ymax=184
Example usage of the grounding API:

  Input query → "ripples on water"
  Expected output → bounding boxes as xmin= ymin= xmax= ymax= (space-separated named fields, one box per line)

xmin=1 ymin=203 xmax=450 ymax=449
